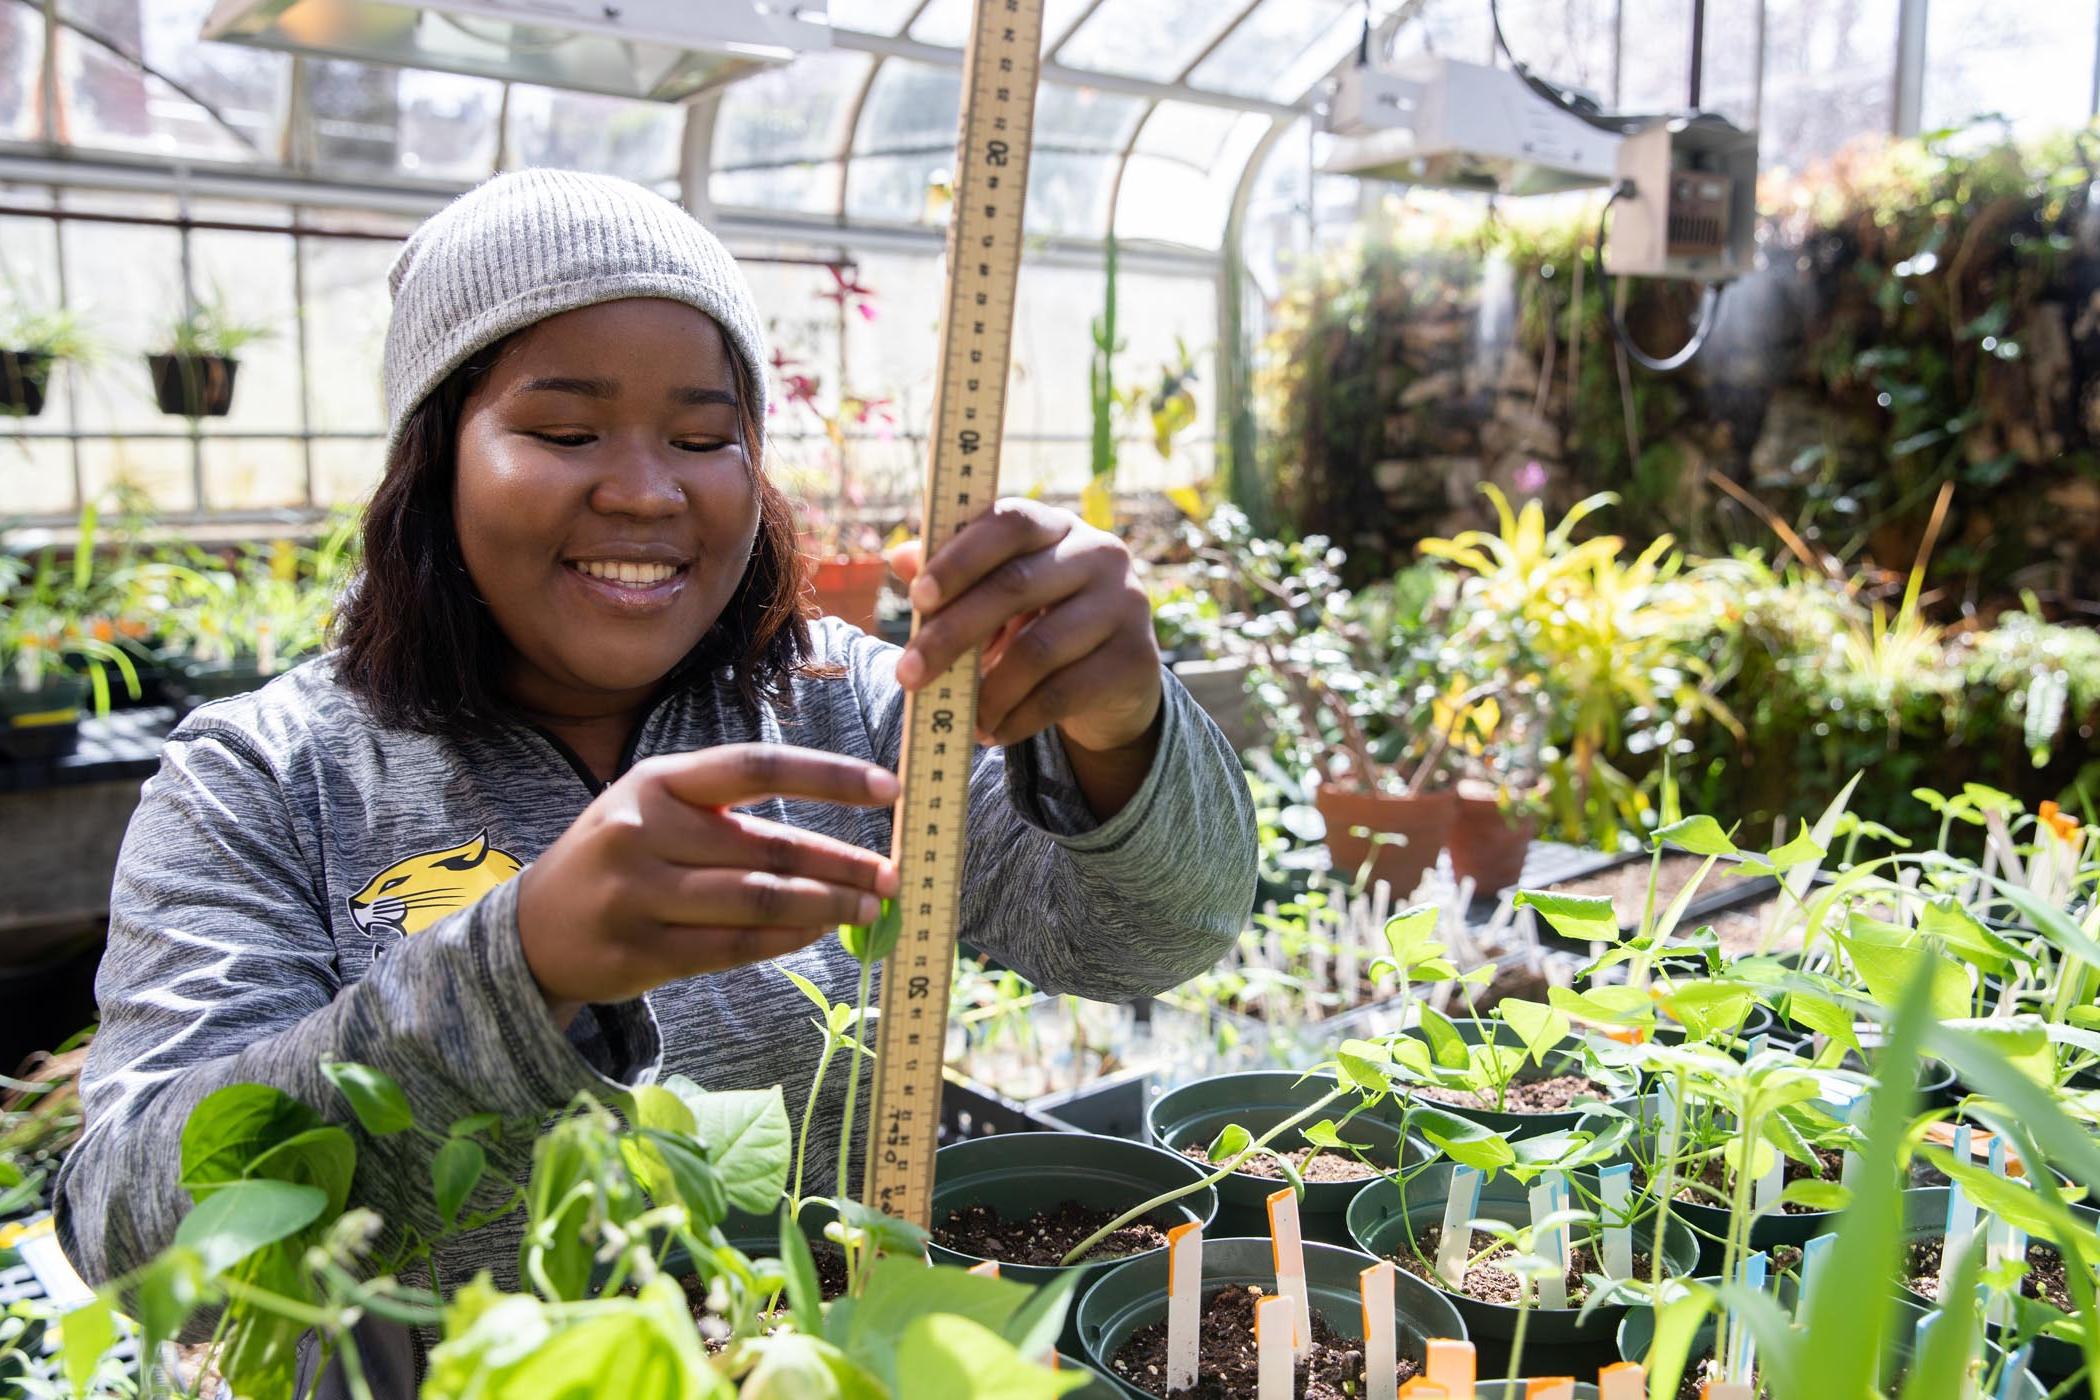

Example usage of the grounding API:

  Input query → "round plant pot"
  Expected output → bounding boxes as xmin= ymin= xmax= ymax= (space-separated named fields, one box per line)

xmin=1617 ymin=1269 xmax=2046 ymax=1399
xmin=1146 ymin=1071 xmax=1429 ymax=1245
xmin=1391 ymin=1017 xmax=1640 ymax=1139
xmin=1054 ymin=1352 xmax=1124 ymax=1398
xmin=1348 ymin=1164 xmax=1699 ymax=1350
xmin=1076 ymin=1236 xmax=1467 ymax=1399
xmin=1898 ymin=1191 xmax=2098 ymax=1384
xmin=1475 ymin=1385 xmax=1599 ymax=1400
xmin=806 ymin=554 xmax=886 ymax=634
xmin=0 ymin=674 xmax=89 ymax=762
xmin=148 ymin=352 xmax=240 ymax=417
xmin=0 ymin=349 xmax=52 ymax=416
xmin=169 ymin=658 xmax=271 ymax=712
xmin=1447 ymin=785 xmax=1537 ymax=896
xmin=1317 ymin=783 xmax=1456 ymax=899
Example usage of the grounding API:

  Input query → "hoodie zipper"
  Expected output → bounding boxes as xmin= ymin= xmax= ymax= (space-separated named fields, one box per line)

xmin=518 ymin=688 xmax=679 ymax=798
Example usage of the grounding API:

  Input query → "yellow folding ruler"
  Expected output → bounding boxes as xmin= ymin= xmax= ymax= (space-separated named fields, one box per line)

xmin=862 ymin=0 xmax=1043 ymax=1226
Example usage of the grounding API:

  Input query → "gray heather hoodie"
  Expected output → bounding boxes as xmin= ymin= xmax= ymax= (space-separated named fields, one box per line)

xmin=54 ymin=618 xmax=1254 ymax=1377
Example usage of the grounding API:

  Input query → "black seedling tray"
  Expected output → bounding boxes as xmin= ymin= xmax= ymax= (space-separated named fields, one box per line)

xmin=1524 ymin=847 xmax=1779 ymax=951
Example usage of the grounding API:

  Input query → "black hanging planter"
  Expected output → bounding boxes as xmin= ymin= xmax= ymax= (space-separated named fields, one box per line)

xmin=0 ymin=350 xmax=52 ymax=416
xmin=147 ymin=353 xmax=240 ymax=417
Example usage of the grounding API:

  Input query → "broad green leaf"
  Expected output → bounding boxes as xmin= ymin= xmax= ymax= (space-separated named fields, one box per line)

xmin=321 ymin=1061 xmax=413 ymax=1136
xmin=1916 ymin=899 xmax=2016 ymax=975
xmin=830 ymin=1198 xmax=932 ymax=1259
xmin=1659 ymin=982 xmax=1757 ymax=1041
xmin=1415 ymin=1006 xmax=1469 ymax=1070
xmin=1335 ymin=1042 xmax=1392 ymax=1095
xmin=60 ymin=1294 xmax=117 ymax=1398
xmin=1839 ymin=916 xmax=1969 ymax=1023
xmin=448 ymin=1112 xmax=503 ymax=1139
xmin=630 ymin=1129 xmax=727 ymax=1228
xmin=1302 ymin=1119 xmax=1364 ymax=1151
xmin=246 ymin=1126 xmax=356 ymax=1219
xmin=1924 ymin=1147 xmax=2099 ymax=1247
xmin=1773 ymin=1179 xmax=1848 ymax=1213
xmin=1654 ymin=815 xmax=1737 ymax=857
xmin=631 ymin=1082 xmax=699 ymax=1137
xmin=840 ymin=899 xmax=902 ymax=964
xmin=1735 ymin=831 xmax=1826 ymax=878
xmin=433 ymin=1136 xmax=485 ymax=1228
xmin=999 ymin=1271 xmax=1081 ymax=1369
xmin=784 ymin=967 xmax=834 ymax=1016
xmin=1497 ymin=1000 xmax=1570 ymax=1068
xmin=130 ymin=1247 xmax=205 ymax=1365
xmin=683 ymin=1086 xmax=793 ymax=1216
xmin=1408 ymin=1104 xmax=1515 ymax=1174
xmin=453 ymin=1278 xmax=718 ymax=1400
xmin=179 ymin=1084 xmax=322 ymax=1194
xmin=1781 ymin=991 xmax=1861 ymax=1056
xmin=1721 ymin=1136 xmax=1776 ymax=1182
xmin=1513 ymin=889 xmax=1622 ymax=944
xmin=1548 ymin=983 xmax=1654 ymax=1025
xmin=1205 ymin=1123 xmax=1253 ymax=1163
xmin=1382 ymin=905 xmax=1441 ymax=966
xmin=1639 ymin=1280 xmax=1716 ymax=1400
xmin=837 ymin=1257 xmax=1034 ymax=1393
xmin=896 ymin=1313 xmax=1088 ymax=1399
xmin=173 ymin=1178 xmax=328 ymax=1277
xmin=741 ymin=1334 xmax=848 ymax=1400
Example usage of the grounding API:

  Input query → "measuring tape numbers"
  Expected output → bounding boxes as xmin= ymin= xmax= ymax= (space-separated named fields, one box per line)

xmin=862 ymin=0 xmax=1045 ymax=1225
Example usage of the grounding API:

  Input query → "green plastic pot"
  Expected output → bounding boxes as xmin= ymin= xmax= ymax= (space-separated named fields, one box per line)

xmin=1075 ymin=1236 xmax=1467 ymax=1399
xmin=1392 ymin=1018 xmax=1640 ymax=1139
xmin=1474 ymin=1385 xmax=1598 ymax=1399
xmin=1054 ymin=1352 xmax=1124 ymax=1398
xmin=1347 ymin=1163 xmax=1700 ymax=1349
xmin=1616 ymin=1270 xmax=2046 ymax=1399
xmin=1897 ymin=1190 xmax=2098 ymax=1384
xmin=170 ymin=658 xmax=272 ymax=711
xmin=0 ymin=674 xmax=88 ymax=762
xmin=1145 ymin=1071 xmax=1428 ymax=1245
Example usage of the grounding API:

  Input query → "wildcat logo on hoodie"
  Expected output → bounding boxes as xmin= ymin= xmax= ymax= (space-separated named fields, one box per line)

xmin=347 ymin=829 xmax=522 ymax=938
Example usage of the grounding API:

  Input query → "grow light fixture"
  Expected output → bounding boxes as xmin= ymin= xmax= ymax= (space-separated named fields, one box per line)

xmin=201 ymin=0 xmax=828 ymax=103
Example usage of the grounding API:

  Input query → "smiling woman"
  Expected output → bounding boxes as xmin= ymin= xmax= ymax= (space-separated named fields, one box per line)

xmin=53 ymin=168 xmax=1258 ymax=1395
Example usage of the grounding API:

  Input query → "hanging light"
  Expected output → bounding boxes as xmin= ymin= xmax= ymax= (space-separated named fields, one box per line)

xmin=202 ymin=0 xmax=829 ymax=103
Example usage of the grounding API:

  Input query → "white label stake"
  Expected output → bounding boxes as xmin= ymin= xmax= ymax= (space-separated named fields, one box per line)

xmin=1525 ymin=1381 xmax=1575 ymax=1400
xmin=1938 ymin=1183 xmax=1977 ymax=1297
xmin=1529 ymin=1177 xmax=1568 ymax=1311
xmin=1166 ymin=1222 xmax=1202 ymax=1391
xmin=1598 ymin=1361 xmax=1647 ymax=1400
xmin=1424 ymin=1338 xmax=1475 ymax=1392
xmin=1800 ymin=1233 xmax=1835 ymax=1314
xmin=1361 ymin=1262 xmax=1398 ymax=1400
xmin=1436 ymin=1167 xmax=1483 ymax=1288
xmin=1255 ymin=1293 xmax=1294 ymax=1400
xmin=1599 ymin=1163 xmax=1633 ymax=1279
xmin=1267 ymin=1187 xmax=1311 ymax=1358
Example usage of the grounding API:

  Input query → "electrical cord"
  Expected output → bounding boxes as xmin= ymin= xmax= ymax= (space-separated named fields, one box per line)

xmin=1593 ymin=185 xmax=1723 ymax=374
xmin=1488 ymin=0 xmax=1655 ymax=136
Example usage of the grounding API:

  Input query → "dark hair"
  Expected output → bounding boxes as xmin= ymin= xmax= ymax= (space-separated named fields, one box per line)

xmin=334 ymin=337 xmax=817 ymax=738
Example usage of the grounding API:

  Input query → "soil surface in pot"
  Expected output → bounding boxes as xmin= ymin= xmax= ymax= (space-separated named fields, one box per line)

xmin=684 ymin=1243 xmax=850 ymax=1339
xmin=1702 ymin=905 xmax=1803 ymax=957
xmin=1905 ymin=1237 xmax=2076 ymax=1311
xmin=1178 ymin=1143 xmax=1379 ymax=1182
xmin=933 ymin=1200 xmax=1168 ymax=1267
xmin=1108 ymin=1282 xmax=1418 ymax=1399
xmin=1640 ymin=1146 xmax=1847 ymax=1216
xmin=1668 ymin=1355 xmax=1766 ymax=1400
xmin=1392 ymin=1226 xmax=1658 ymax=1306
xmin=1412 ymin=1074 xmax=1610 ymax=1113
xmin=1543 ymin=854 xmax=1714 ymax=922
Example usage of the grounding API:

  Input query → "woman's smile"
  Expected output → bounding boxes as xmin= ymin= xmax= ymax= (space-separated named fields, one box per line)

xmin=562 ymin=550 xmax=695 ymax=614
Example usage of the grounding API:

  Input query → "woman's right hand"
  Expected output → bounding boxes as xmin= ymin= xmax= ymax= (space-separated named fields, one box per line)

xmin=514 ymin=744 xmax=899 ymax=1018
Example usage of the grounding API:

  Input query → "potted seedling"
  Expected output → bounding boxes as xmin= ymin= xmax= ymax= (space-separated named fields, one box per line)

xmin=1384 ymin=1002 xmax=1639 ymax=1139
xmin=0 ymin=297 xmax=92 ymax=418
xmin=148 ymin=293 xmax=271 ymax=418
xmin=154 ymin=525 xmax=353 ymax=709
xmin=0 ymin=550 xmax=140 ymax=761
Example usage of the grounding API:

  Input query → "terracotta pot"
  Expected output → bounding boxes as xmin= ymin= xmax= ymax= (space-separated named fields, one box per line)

xmin=1315 ymin=783 xmax=1454 ymax=898
xmin=807 ymin=554 xmax=887 ymax=633
xmin=1446 ymin=785 xmax=1537 ymax=895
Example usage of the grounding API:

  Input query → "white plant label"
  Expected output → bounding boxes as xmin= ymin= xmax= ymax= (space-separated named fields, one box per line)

xmin=1728 ymin=1252 xmax=1766 ymax=1383
xmin=1800 ymin=1233 xmax=1835 ymax=1313
xmin=1424 ymin=1337 xmax=1474 ymax=1392
xmin=1436 ymin=1167 xmax=1482 ymax=1288
xmin=1166 ymin=1222 xmax=1202 ymax=1392
xmin=1599 ymin=1162 xmax=1634 ymax=1278
xmin=1524 ymin=1380 xmax=1575 ymax=1400
xmin=1912 ymin=1315 xmax=1976 ymax=1400
xmin=1702 ymin=1385 xmax=1755 ymax=1400
xmin=1839 ymin=1097 xmax=1866 ymax=1190
xmin=1597 ymin=1360 xmax=1647 ymax=1400
xmin=1997 ymin=1345 xmax=2035 ymax=1400
xmin=1938 ymin=1182 xmax=1977 ymax=1297
xmin=1528 ymin=1178 xmax=1568 ymax=1311
xmin=966 ymin=1260 xmax=999 ymax=1278
xmin=1657 ymin=1078 xmax=1685 ymax=1164
xmin=1254 ymin=1293 xmax=1294 ymax=1400
xmin=1267 ymin=1187 xmax=1312 ymax=1358
xmin=1360 ymin=1261 xmax=1398 ymax=1400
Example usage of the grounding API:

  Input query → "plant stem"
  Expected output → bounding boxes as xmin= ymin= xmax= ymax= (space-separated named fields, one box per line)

xmin=836 ymin=956 xmax=876 ymax=1200
xmin=792 ymin=1036 xmax=838 ymax=1213
xmin=1506 ymin=1281 xmax=1533 ymax=1384
xmin=1057 ymin=1086 xmax=1348 ymax=1266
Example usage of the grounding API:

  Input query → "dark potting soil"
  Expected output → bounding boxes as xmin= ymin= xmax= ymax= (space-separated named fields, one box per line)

xmin=1412 ymin=1073 xmax=1609 ymax=1113
xmin=932 ymin=1199 xmax=1169 ymax=1267
xmin=1109 ymin=1281 xmax=1420 ymax=1399
xmin=684 ymin=1243 xmax=850 ymax=1339
xmin=1906 ymin=1236 xmax=2077 ymax=1312
xmin=1672 ymin=1355 xmax=1767 ymax=1400
xmin=1392 ymin=1225 xmax=1658 ymax=1307
xmin=1546 ymin=853 xmax=1712 ymax=925
xmin=1665 ymin=1146 xmax=1845 ymax=1216
xmin=1179 ymin=1142 xmax=1380 ymax=1182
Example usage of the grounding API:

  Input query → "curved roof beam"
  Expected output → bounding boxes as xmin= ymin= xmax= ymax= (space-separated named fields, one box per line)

xmin=1103 ymin=0 xmax=1267 ymax=243
xmin=834 ymin=0 xmax=938 ymax=225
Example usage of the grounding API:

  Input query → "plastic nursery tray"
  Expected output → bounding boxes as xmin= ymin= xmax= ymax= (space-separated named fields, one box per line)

xmin=938 ymin=1073 xmax=1065 ymax=1142
xmin=1526 ymin=847 xmax=1778 ymax=951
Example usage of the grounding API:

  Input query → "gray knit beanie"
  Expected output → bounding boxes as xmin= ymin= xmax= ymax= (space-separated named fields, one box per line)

xmin=381 ymin=168 xmax=768 ymax=463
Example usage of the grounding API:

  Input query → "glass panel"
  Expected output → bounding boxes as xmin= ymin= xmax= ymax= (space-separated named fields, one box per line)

xmin=58 ymin=217 xmax=181 ymax=434
xmin=829 ymin=0 xmax=925 ymax=34
xmin=1035 ymin=81 xmax=1146 ymax=153
xmin=1114 ymin=269 xmax=1214 ymax=491
xmin=1925 ymin=0 xmax=2098 ymax=139
xmin=81 ymin=437 xmax=193 ymax=514
xmin=912 ymin=0 xmax=1094 ymax=49
xmin=1116 ymin=104 xmax=1260 ymax=248
xmin=1006 ymin=261 xmax=1095 ymax=496
xmin=1491 ymin=0 xmax=1617 ymax=102
xmin=1026 ymin=153 xmax=1117 ymax=237
xmin=1188 ymin=0 xmax=1352 ymax=102
xmin=1241 ymin=117 xmax=1313 ymax=300
xmin=1391 ymin=0 xmax=1494 ymax=65
xmin=307 ymin=60 xmax=502 ymax=181
xmin=302 ymin=235 xmax=393 ymax=436
xmin=1617 ymin=0 xmax=1693 ymax=114
xmin=0 ymin=441 xmax=76 ymax=519
xmin=312 ymin=438 xmax=385 ymax=509
xmin=189 ymin=229 xmax=300 ymax=434
xmin=504 ymin=86 xmax=683 ymax=183
xmin=847 ymin=61 xmax=961 ymax=222
xmin=1699 ymin=0 xmax=1762 ymax=130
xmin=1058 ymin=0 xmax=1245 ymax=81
xmin=0 ymin=5 xmax=44 ymax=142
xmin=1762 ymin=0 xmax=1898 ymax=171
xmin=203 ymin=437 xmax=305 ymax=510
xmin=711 ymin=50 xmax=870 ymax=215
xmin=57 ymin=0 xmax=287 ymax=159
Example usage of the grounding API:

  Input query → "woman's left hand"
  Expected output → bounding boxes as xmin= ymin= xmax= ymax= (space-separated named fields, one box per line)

xmin=887 ymin=498 xmax=1162 ymax=757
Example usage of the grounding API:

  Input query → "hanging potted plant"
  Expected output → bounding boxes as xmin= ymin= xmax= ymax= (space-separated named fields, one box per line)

xmin=0 ymin=298 xmax=93 ymax=419
xmin=148 ymin=293 xmax=271 ymax=419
